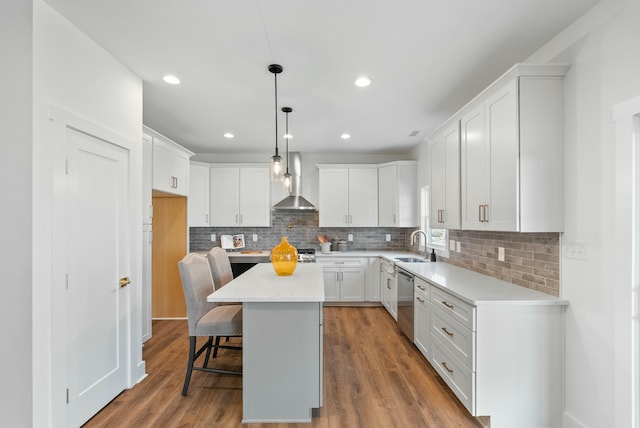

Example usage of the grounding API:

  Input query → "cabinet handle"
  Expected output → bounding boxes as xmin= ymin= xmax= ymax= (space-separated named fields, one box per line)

xmin=336 ymin=272 xmax=340 ymax=281
xmin=387 ymin=279 xmax=391 ymax=289
xmin=349 ymin=214 xmax=352 ymax=224
xmin=483 ymin=204 xmax=489 ymax=222
xmin=239 ymin=214 xmax=243 ymax=224
xmin=416 ymin=296 xmax=424 ymax=303
xmin=345 ymin=214 xmax=349 ymax=225
xmin=441 ymin=361 xmax=454 ymax=374
xmin=235 ymin=214 xmax=239 ymax=224
xmin=393 ymin=213 xmax=397 ymax=224
xmin=205 ymin=214 xmax=209 ymax=224
xmin=417 ymin=285 xmax=426 ymax=291
xmin=478 ymin=205 xmax=482 ymax=222
xmin=441 ymin=300 xmax=454 ymax=309
xmin=441 ymin=327 xmax=454 ymax=337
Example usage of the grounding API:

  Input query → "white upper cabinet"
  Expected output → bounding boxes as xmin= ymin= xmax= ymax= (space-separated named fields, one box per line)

xmin=458 ymin=64 xmax=568 ymax=232
xmin=210 ymin=165 xmax=271 ymax=227
xmin=188 ymin=162 xmax=210 ymax=227
xmin=317 ymin=166 xmax=378 ymax=227
xmin=378 ymin=161 xmax=417 ymax=227
xmin=147 ymin=128 xmax=193 ymax=196
xmin=428 ymin=121 xmax=460 ymax=229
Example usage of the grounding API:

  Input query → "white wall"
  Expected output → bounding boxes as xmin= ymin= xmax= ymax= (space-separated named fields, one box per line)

xmin=527 ymin=1 xmax=640 ymax=426
xmin=32 ymin=1 xmax=143 ymax=425
xmin=0 ymin=0 xmax=33 ymax=426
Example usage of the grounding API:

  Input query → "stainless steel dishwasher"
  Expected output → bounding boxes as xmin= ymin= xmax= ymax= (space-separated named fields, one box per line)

xmin=396 ymin=268 xmax=414 ymax=341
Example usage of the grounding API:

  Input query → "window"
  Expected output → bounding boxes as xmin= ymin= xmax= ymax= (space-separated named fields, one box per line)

xmin=420 ymin=186 xmax=447 ymax=253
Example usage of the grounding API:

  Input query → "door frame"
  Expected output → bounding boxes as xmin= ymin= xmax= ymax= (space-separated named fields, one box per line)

xmin=613 ymin=95 xmax=640 ymax=428
xmin=48 ymin=105 xmax=144 ymax=426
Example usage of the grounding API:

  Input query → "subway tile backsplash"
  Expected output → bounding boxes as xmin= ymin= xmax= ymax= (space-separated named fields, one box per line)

xmin=444 ymin=230 xmax=560 ymax=296
xmin=189 ymin=211 xmax=414 ymax=253
xmin=190 ymin=215 xmax=560 ymax=297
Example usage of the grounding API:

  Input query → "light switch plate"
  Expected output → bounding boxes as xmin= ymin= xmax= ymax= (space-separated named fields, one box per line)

xmin=498 ymin=247 xmax=505 ymax=261
xmin=210 ymin=234 xmax=216 ymax=242
xmin=348 ymin=233 xmax=353 ymax=242
xmin=252 ymin=234 xmax=258 ymax=241
xmin=563 ymin=241 xmax=587 ymax=261
xmin=385 ymin=234 xmax=391 ymax=242
xmin=449 ymin=240 xmax=456 ymax=251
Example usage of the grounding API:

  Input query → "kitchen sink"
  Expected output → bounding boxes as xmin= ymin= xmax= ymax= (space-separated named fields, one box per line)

xmin=394 ymin=257 xmax=427 ymax=263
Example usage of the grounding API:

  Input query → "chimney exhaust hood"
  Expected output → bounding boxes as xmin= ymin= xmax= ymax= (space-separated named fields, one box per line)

xmin=272 ymin=152 xmax=316 ymax=210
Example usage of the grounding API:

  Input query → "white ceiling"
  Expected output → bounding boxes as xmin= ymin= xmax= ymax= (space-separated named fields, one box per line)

xmin=45 ymin=0 xmax=598 ymax=155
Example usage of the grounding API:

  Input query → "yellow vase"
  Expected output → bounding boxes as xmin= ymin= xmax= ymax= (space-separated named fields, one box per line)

xmin=271 ymin=236 xmax=298 ymax=276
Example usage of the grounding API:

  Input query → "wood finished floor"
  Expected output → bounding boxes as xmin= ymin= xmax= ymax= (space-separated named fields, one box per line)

xmin=83 ymin=307 xmax=482 ymax=428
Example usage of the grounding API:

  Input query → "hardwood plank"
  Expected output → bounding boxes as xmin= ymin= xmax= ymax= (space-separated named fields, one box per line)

xmin=83 ymin=307 xmax=482 ymax=428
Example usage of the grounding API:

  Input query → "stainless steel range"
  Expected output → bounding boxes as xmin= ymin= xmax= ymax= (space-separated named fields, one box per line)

xmin=297 ymin=248 xmax=316 ymax=263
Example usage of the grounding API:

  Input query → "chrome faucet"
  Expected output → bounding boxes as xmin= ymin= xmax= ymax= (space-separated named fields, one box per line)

xmin=409 ymin=229 xmax=428 ymax=259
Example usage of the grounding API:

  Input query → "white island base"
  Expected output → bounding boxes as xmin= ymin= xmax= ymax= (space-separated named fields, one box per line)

xmin=208 ymin=263 xmax=324 ymax=424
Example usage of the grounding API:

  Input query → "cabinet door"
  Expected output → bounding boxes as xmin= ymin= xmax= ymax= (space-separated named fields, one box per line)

xmin=319 ymin=168 xmax=349 ymax=227
xmin=485 ymin=81 xmax=518 ymax=231
xmin=239 ymin=167 xmax=271 ymax=226
xmin=365 ymin=258 xmax=381 ymax=302
xmin=460 ymin=103 xmax=487 ymax=230
xmin=141 ymin=225 xmax=152 ymax=343
xmin=152 ymin=139 xmax=173 ymax=193
xmin=171 ymin=152 xmax=190 ymax=196
xmin=339 ymin=267 xmax=365 ymax=302
xmin=142 ymin=135 xmax=153 ymax=224
xmin=429 ymin=134 xmax=445 ymax=227
xmin=188 ymin=164 xmax=210 ymax=227
xmin=210 ymin=167 xmax=240 ymax=226
xmin=443 ymin=123 xmax=461 ymax=229
xmin=378 ymin=165 xmax=398 ymax=226
xmin=348 ymin=168 xmax=378 ymax=227
xmin=414 ymin=279 xmax=430 ymax=360
xmin=322 ymin=268 xmax=340 ymax=302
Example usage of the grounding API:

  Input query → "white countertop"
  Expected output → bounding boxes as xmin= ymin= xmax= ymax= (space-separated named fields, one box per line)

xmin=207 ymin=263 xmax=325 ymax=303
xmin=395 ymin=261 xmax=568 ymax=306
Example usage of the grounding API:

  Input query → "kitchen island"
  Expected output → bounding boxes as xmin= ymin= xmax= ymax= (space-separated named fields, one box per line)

xmin=207 ymin=263 xmax=324 ymax=423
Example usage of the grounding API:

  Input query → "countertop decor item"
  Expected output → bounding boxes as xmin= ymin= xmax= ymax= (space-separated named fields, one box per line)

xmin=271 ymin=236 xmax=298 ymax=276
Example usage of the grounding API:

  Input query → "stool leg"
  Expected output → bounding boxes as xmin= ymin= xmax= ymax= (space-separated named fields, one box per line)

xmin=203 ymin=336 xmax=214 ymax=368
xmin=212 ymin=336 xmax=221 ymax=358
xmin=182 ymin=336 xmax=197 ymax=396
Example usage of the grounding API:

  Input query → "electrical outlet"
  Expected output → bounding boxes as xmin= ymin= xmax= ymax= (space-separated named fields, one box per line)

xmin=563 ymin=241 xmax=588 ymax=261
xmin=456 ymin=241 xmax=461 ymax=252
xmin=252 ymin=234 xmax=258 ymax=241
xmin=210 ymin=234 xmax=216 ymax=242
xmin=498 ymin=247 xmax=505 ymax=261
xmin=449 ymin=240 xmax=456 ymax=251
xmin=348 ymin=233 xmax=353 ymax=242
xmin=385 ymin=234 xmax=391 ymax=242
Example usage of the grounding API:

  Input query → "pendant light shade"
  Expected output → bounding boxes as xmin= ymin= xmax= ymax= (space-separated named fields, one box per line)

xmin=282 ymin=107 xmax=293 ymax=192
xmin=269 ymin=64 xmax=284 ymax=181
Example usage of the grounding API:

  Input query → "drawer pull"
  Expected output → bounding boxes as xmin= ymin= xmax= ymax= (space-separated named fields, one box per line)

xmin=416 ymin=296 xmax=424 ymax=303
xmin=417 ymin=285 xmax=426 ymax=291
xmin=441 ymin=327 xmax=454 ymax=337
xmin=441 ymin=300 xmax=454 ymax=309
xmin=441 ymin=361 xmax=454 ymax=374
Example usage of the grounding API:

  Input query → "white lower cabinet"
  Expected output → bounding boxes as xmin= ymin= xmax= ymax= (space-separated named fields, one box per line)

xmin=426 ymin=283 xmax=564 ymax=427
xmin=413 ymin=277 xmax=430 ymax=360
xmin=380 ymin=259 xmax=397 ymax=320
xmin=364 ymin=258 xmax=381 ymax=302
xmin=318 ymin=258 xmax=366 ymax=302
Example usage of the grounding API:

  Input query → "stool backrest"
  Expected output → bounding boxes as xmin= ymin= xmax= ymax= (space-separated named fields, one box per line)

xmin=206 ymin=247 xmax=234 ymax=290
xmin=178 ymin=253 xmax=216 ymax=335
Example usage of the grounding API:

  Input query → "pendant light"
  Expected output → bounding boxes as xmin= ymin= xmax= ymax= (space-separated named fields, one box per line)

xmin=282 ymin=106 xmax=293 ymax=192
xmin=269 ymin=64 xmax=283 ymax=181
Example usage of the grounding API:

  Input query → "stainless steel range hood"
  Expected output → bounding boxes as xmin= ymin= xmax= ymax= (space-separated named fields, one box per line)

xmin=272 ymin=152 xmax=316 ymax=210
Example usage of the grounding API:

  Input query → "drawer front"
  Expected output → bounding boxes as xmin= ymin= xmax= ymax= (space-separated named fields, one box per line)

xmin=431 ymin=305 xmax=475 ymax=370
xmin=317 ymin=257 xmax=367 ymax=267
xmin=431 ymin=287 xmax=475 ymax=330
xmin=431 ymin=336 xmax=475 ymax=415
xmin=414 ymin=277 xmax=430 ymax=298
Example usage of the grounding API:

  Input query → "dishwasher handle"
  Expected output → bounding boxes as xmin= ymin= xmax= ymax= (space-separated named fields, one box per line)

xmin=397 ymin=269 xmax=414 ymax=283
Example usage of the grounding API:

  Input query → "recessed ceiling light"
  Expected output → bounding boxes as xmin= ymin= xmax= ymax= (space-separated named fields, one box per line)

xmin=223 ymin=132 xmax=234 ymax=139
xmin=341 ymin=133 xmax=351 ymax=140
xmin=163 ymin=75 xmax=180 ymax=85
xmin=355 ymin=77 xmax=371 ymax=87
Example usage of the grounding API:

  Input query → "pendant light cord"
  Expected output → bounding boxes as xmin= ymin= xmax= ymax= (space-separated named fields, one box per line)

xmin=274 ymin=72 xmax=279 ymax=156
xmin=285 ymin=110 xmax=289 ymax=173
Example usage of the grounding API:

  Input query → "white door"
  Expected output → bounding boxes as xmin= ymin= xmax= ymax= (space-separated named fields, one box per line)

xmin=65 ymin=127 xmax=129 ymax=426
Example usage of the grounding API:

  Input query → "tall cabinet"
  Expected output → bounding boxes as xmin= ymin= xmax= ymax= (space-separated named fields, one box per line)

xmin=378 ymin=161 xmax=417 ymax=227
xmin=428 ymin=121 xmax=460 ymax=229
xmin=459 ymin=64 xmax=567 ymax=232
